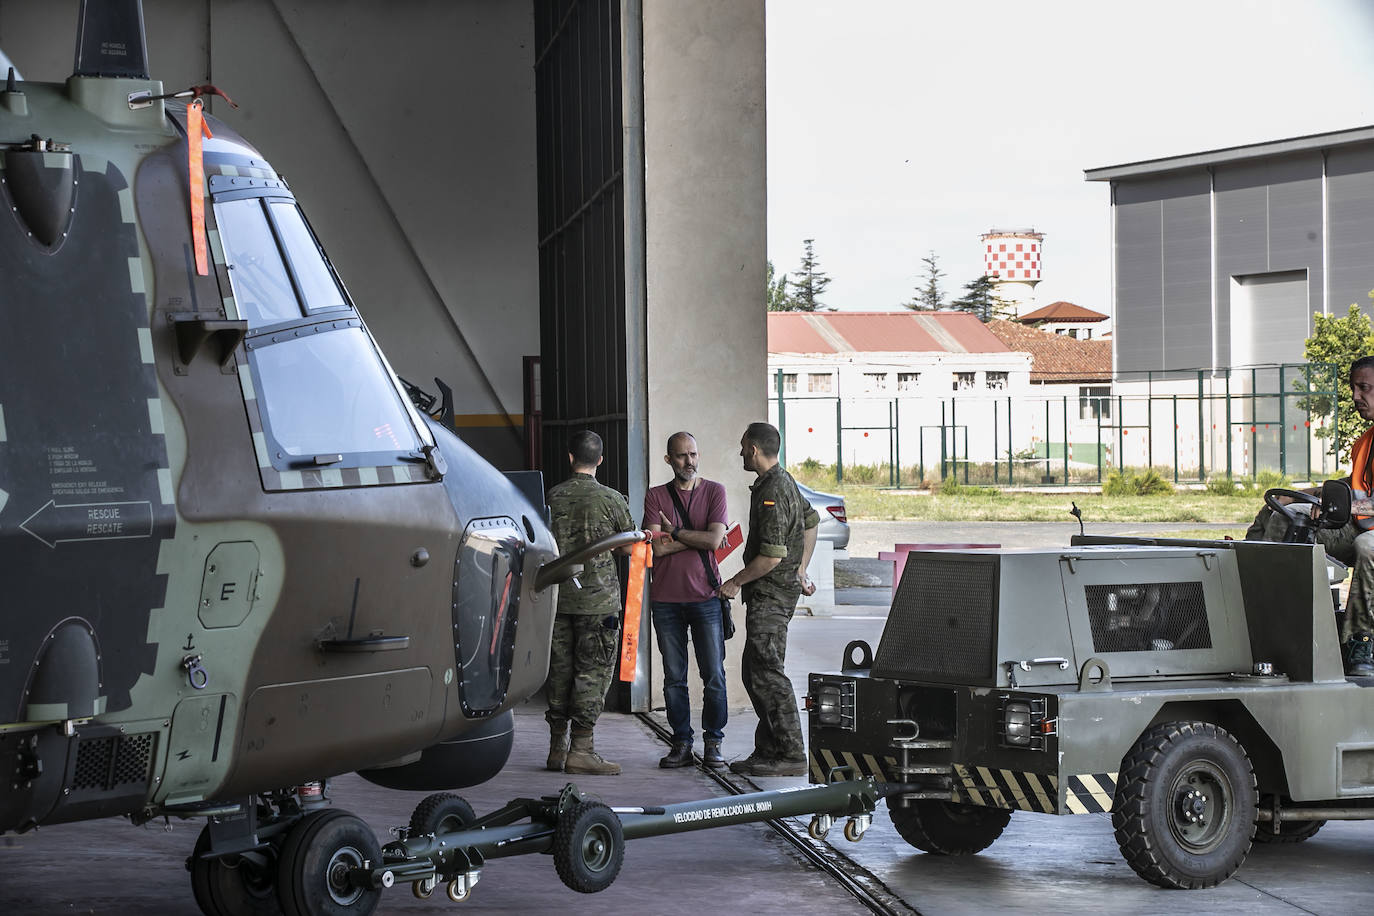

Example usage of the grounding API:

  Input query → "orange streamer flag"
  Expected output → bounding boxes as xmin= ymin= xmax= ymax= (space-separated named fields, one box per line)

xmin=187 ymin=98 xmax=213 ymax=276
xmin=619 ymin=539 xmax=652 ymax=681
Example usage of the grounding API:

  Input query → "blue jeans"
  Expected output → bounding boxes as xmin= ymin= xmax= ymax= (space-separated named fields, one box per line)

xmin=652 ymin=598 xmax=728 ymax=744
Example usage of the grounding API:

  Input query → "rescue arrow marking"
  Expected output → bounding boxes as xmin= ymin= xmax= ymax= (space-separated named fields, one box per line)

xmin=20 ymin=499 xmax=154 ymax=548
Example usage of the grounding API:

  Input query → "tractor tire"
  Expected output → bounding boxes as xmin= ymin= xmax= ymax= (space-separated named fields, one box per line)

xmin=889 ymin=799 xmax=1011 ymax=855
xmin=1112 ymin=721 xmax=1256 ymax=889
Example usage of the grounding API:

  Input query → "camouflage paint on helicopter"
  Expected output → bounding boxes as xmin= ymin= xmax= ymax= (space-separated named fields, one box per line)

xmin=0 ymin=10 xmax=610 ymax=902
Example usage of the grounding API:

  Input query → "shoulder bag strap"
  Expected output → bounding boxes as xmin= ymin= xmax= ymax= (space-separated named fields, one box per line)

xmin=666 ymin=484 xmax=720 ymax=590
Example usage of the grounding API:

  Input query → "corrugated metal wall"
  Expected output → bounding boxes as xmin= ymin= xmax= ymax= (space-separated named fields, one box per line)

xmin=1114 ymin=174 xmax=1210 ymax=374
xmin=1328 ymin=146 xmax=1374 ymax=315
xmin=1113 ymin=141 xmax=1374 ymax=376
xmin=533 ymin=0 xmax=630 ymax=493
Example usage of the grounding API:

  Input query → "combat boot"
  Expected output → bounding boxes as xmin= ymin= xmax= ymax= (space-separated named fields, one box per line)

xmin=564 ymin=728 xmax=621 ymax=775
xmin=659 ymin=743 xmax=693 ymax=768
xmin=702 ymin=741 xmax=726 ymax=769
xmin=1344 ymin=631 xmax=1374 ymax=677
xmin=546 ymin=721 xmax=569 ymax=771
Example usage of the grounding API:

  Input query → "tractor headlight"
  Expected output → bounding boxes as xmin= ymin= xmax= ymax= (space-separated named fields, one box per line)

xmin=999 ymin=696 xmax=1053 ymax=749
xmin=816 ymin=684 xmax=843 ymax=726
xmin=806 ymin=677 xmax=856 ymax=730
xmin=1003 ymin=701 xmax=1032 ymax=746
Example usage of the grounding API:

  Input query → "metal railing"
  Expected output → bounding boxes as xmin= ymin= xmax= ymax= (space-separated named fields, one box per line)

xmin=768 ymin=364 xmax=1340 ymax=487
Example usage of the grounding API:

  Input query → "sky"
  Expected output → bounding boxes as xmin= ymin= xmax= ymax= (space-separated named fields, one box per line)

xmin=766 ymin=0 xmax=1374 ymax=316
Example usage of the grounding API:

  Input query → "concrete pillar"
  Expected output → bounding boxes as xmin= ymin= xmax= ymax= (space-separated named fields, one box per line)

xmin=640 ymin=0 xmax=767 ymax=726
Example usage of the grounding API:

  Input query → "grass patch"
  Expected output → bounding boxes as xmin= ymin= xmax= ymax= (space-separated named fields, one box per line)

xmin=830 ymin=486 xmax=1260 ymax=523
xmin=1152 ymin=527 xmax=1250 ymax=540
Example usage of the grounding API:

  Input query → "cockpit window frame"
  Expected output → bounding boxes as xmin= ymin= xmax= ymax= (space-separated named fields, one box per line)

xmin=206 ymin=185 xmax=437 ymax=492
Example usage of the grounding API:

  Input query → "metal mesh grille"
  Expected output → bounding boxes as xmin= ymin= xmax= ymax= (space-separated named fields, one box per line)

xmin=113 ymin=734 xmax=153 ymax=786
xmin=1085 ymin=582 xmax=1211 ymax=653
xmin=71 ymin=734 xmax=154 ymax=792
xmin=874 ymin=554 xmax=998 ymax=683
xmin=72 ymin=738 xmax=113 ymax=790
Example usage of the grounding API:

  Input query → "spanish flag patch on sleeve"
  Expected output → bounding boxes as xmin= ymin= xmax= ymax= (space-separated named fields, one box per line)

xmin=763 ymin=500 xmax=775 ymax=507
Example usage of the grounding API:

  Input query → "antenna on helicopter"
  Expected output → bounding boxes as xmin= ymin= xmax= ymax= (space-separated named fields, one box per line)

xmin=72 ymin=0 xmax=149 ymax=79
xmin=1070 ymin=502 xmax=1084 ymax=537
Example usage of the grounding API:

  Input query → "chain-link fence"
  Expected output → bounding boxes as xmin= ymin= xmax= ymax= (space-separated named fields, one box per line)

xmin=767 ymin=363 xmax=1341 ymax=487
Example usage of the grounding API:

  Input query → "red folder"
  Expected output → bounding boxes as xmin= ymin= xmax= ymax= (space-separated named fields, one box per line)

xmin=714 ymin=522 xmax=743 ymax=564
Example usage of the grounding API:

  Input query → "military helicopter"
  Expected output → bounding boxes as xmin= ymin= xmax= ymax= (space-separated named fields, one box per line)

xmin=0 ymin=2 xmax=637 ymax=913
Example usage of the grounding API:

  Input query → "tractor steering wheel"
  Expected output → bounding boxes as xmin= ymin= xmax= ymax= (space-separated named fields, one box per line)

xmin=1265 ymin=488 xmax=1322 ymax=542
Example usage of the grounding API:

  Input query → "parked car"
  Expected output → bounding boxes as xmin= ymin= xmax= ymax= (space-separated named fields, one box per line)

xmin=797 ymin=482 xmax=849 ymax=551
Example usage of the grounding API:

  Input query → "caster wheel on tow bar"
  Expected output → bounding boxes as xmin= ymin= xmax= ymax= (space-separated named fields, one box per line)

xmin=276 ymin=809 xmax=382 ymax=916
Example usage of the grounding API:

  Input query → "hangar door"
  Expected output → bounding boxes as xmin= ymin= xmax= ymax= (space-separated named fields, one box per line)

xmin=534 ymin=0 xmax=636 ymax=495
xmin=1230 ymin=270 xmax=1310 ymax=370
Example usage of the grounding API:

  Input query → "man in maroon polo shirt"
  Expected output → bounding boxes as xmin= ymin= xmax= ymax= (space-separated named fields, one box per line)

xmin=644 ymin=431 xmax=730 ymax=768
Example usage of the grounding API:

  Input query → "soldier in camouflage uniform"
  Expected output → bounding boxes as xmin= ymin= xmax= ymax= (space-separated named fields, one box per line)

xmin=718 ymin=422 xmax=819 ymax=777
xmin=545 ymin=430 xmax=637 ymax=775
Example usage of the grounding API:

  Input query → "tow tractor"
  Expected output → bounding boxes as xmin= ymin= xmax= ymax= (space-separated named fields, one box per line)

xmin=806 ymin=480 xmax=1374 ymax=889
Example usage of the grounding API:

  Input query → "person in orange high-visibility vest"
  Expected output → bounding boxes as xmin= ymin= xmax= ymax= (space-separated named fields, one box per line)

xmin=1263 ymin=355 xmax=1374 ymax=675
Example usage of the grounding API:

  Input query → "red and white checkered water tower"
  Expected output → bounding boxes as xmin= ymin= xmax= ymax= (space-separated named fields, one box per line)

xmin=982 ymin=228 xmax=1044 ymax=318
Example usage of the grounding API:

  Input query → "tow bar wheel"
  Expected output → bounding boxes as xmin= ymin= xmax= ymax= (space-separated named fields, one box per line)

xmin=1112 ymin=721 xmax=1257 ymax=890
xmin=553 ymin=801 xmax=625 ymax=893
xmin=408 ymin=792 xmax=477 ymax=837
xmin=276 ymin=809 xmax=383 ymax=916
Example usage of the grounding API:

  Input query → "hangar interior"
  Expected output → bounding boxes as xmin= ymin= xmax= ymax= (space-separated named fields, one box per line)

xmin=0 ymin=0 xmax=766 ymax=514
xmin=1087 ymin=126 xmax=1374 ymax=381
xmin=0 ymin=0 xmax=767 ymax=712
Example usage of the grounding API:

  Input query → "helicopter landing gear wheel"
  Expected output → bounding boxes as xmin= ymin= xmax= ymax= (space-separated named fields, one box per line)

xmin=1112 ymin=721 xmax=1257 ymax=889
xmin=407 ymin=792 xmax=476 ymax=837
xmin=552 ymin=801 xmax=624 ymax=894
xmin=276 ymin=809 xmax=382 ymax=916
xmin=188 ymin=825 xmax=281 ymax=916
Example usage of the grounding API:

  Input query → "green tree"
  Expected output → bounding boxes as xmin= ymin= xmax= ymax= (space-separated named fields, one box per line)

xmin=904 ymin=251 xmax=945 ymax=310
xmin=787 ymin=239 xmax=831 ymax=311
xmin=766 ymin=259 xmax=791 ymax=311
xmin=1296 ymin=299 xmax=1374 ymax=462
xmin=949 ymin=274 xmax=1012 ymax=322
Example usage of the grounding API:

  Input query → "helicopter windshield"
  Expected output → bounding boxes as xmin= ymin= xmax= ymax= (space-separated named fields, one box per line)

xmin=217 ymin=196 xmax=348 ymax=323
xmin=214 ymin=192 xmax=424 ymax=476
xmin=252 ymin=326 xmax=421 ymax=463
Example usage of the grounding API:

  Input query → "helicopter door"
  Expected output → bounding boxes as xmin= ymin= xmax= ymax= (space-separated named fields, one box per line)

xmin=452 ymin=519 xmax=525 ymax=716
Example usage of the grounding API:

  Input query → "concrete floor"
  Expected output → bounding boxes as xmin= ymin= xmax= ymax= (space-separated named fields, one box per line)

xmin=2 ymin=521 xmax=1371 ymax=914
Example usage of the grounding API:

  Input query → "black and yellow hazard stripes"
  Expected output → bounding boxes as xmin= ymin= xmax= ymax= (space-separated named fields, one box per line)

xmin=953 ymin=763 xmax=1058 ymax=813
xmin=809 ymin=746 xmax=896 ymax=783
xmin=811 ymin=748 xmax=1121 ymax=816
xmin=1063 ymin=772 xmax=1118 ymax=813
xmin=952 ymin=764 xmax=1119 ymax=814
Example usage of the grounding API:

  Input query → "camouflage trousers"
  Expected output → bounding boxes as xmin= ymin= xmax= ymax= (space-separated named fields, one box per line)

xmin=1263 ymin=512 xmax=1374 ymax=640
xmin=545 ymin=613 xmax=621 ymax=732
xmin=740 ymin=603 xmax=804 ymax=761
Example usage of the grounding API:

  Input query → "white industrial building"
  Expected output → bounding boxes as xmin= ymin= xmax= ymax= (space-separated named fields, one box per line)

xmin=767 ymin=311 xmax=1112 ymax=474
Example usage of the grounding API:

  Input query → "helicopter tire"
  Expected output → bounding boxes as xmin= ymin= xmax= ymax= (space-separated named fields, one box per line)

xmin=276 ymin=809 xmax=382 ymax=916
xmin=889 ymin=800 xmax=1011 ymax=855
xmin=407 ymin=793 xmax=476 ymax=837
xmin=189 ymin=824 xmax=282 ymax=916
xmin=552 ymin=801 xmax=624 ymax=894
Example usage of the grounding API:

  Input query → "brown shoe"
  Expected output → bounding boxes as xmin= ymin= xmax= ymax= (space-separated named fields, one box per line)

xmin=564 ymin=729 xmax=621 ymax=776
xmin=659 ymin=743 xmax=693 ymax=768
